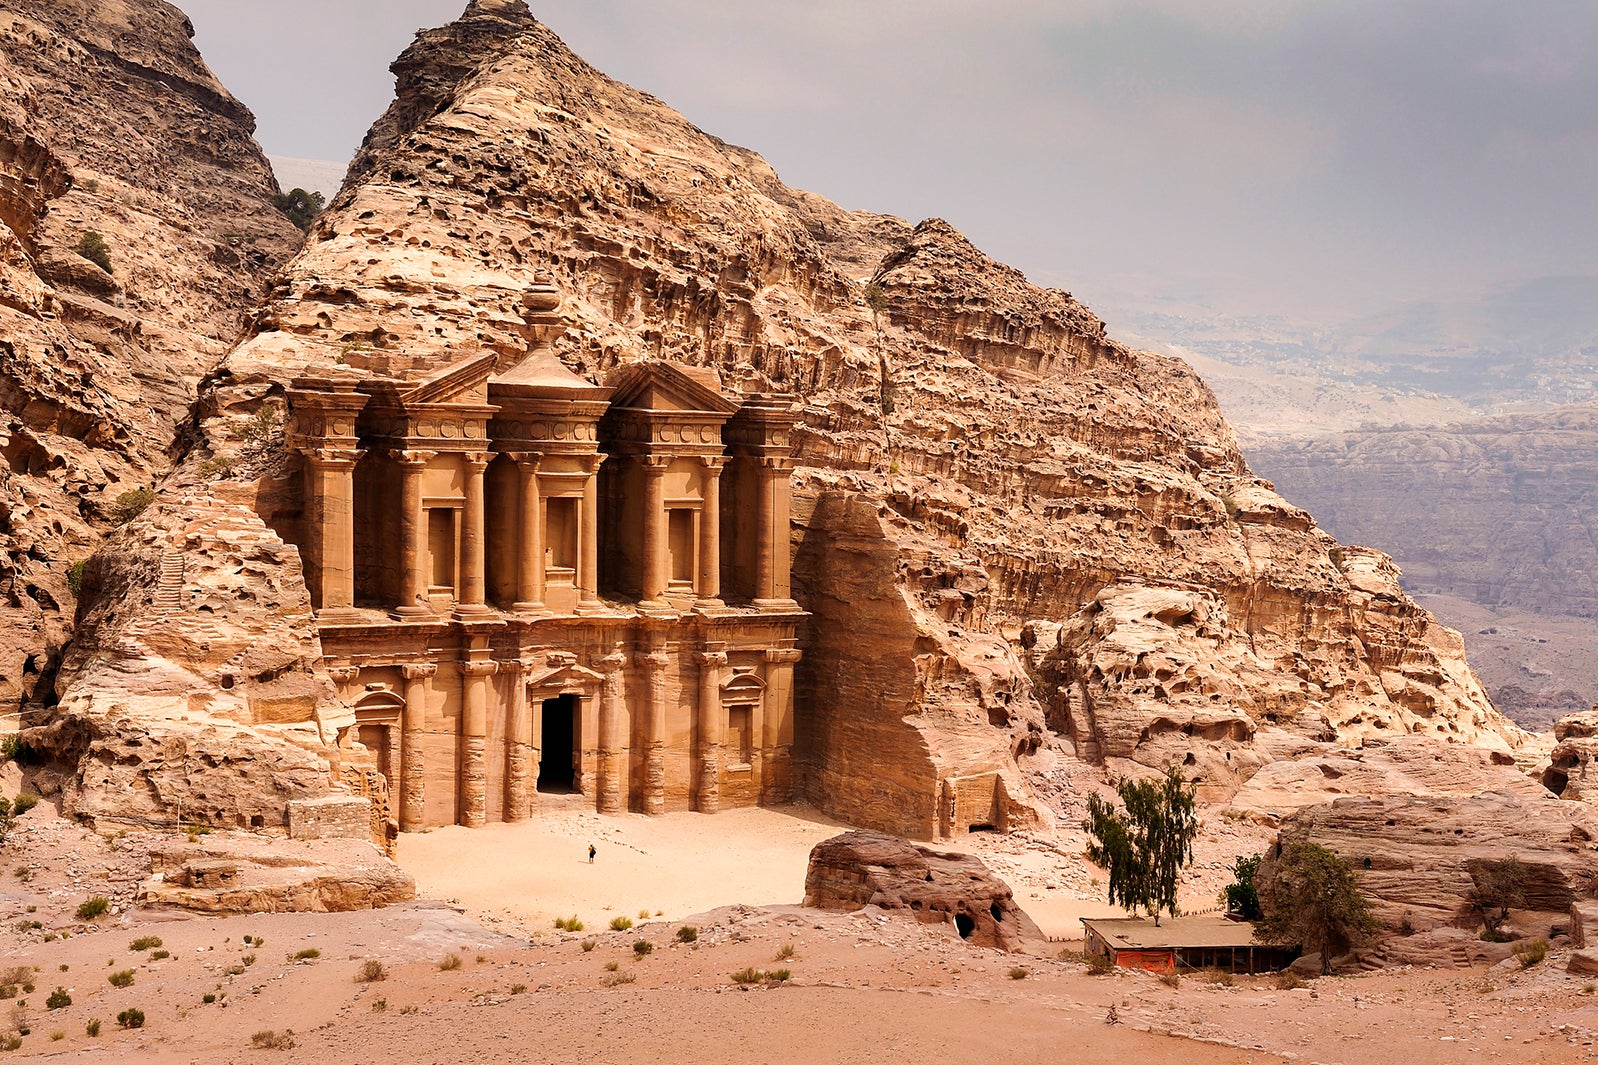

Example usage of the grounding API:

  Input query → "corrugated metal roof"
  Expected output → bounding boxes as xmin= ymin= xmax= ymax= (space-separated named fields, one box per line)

xmin=1081 ymin=914 xmax=1259 ymax=950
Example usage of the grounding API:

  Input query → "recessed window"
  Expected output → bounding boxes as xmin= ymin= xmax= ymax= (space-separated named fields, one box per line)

xmin=668 ymin=508 xmax=696 ymax=585
xmin=728 ymin=705 xmax=753 ymax=766
xmin=545 ymin=497 xmax=578 ymax=571
xmin=427 ymin=508 xmax=456 ymax=590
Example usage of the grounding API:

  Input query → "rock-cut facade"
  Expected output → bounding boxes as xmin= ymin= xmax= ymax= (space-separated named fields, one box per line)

xmin=278 ymin=284 xmax=803 ymax=830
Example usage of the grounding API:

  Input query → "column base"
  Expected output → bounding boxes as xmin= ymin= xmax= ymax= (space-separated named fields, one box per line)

xmin=390 ymin=604 xmax=436 ymax=621
xmin=451 ymin=602 xmax=495 ymax=621
xmin=512 ymin=601 xmax=554 ymax=617
xmin=692 ymin=598 xmax=735 ymax=616
xmin=315 ymin=607 xmax=368 ymax=625
xmin=752 ymin=597 xmax=802 ymax=614
xmin=575 ymin=596 xmax=614 ymax=617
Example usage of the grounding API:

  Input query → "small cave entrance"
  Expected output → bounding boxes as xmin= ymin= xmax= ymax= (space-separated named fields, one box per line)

xmin=954 ymin=913 xmax=975 ymax=939
xmin=1544 ymin=767 xmax=1570 ymax=797
xmin=967 ymin=823 xmax=997 ymax=834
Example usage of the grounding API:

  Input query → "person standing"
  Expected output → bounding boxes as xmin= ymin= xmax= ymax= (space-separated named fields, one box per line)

xmin=588 ymin=843 xmax=596 ymax=864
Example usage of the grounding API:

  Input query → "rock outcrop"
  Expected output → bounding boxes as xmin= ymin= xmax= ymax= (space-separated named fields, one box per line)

xmin=1268 ymin=790 xmax=1598 ymax=935
xmin=0 ymin=0 xmax=300 ymax=718
xmin=802 ymin=830 xmax=1041 ymax=951
xmin=50 ymin=0 xmax=1524 ymax=837
xmin=139 ymin=834 xmax=416 ymax=913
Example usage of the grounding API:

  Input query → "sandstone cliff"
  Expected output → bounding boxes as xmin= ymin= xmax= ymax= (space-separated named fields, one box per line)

xmin=0 ymin=0 xmax=301 ymax=718
xmin=54 ymin=0 xmax=1525 ymax=837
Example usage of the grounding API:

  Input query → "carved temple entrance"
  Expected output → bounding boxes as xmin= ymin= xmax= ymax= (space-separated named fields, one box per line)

xmin=538 ymin=693 xmax=579 ymax=793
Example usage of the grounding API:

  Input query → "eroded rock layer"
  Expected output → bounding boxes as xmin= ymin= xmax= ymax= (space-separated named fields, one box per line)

xmin=56 ymin=0 xmax=1524 ymax=837
xmin=0 ymin=0 xmax=301 ymax=715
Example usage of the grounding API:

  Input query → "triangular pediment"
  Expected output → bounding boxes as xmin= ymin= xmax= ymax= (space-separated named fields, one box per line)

xmin=525 ymin=662 xmax=606 ymax=692
xmin=490 ymin=351 xmax=613 ymax=401
xmin=401 ymin=352 xmax=498 ymax=406
xmin=605 ymin=360 xmax=739 ymax=415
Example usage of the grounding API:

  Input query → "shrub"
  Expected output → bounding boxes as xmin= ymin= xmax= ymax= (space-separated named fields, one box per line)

xmin=730 ymin=967 xmax=764 ymax=985
xmin=201 ymin=993 xmax=216 ymax=1004
xmin=241 ymin=405 xmax=282 ymax=445
xmin=675 ymin=926 xmax=698 ymax=944
xmin=437 ymin=954 xmax=462 ymax=972
xmin=600 ymin=971 xmax=635 ymax=987
xmin=86 ymin=1019 xmax=101 ymax=1037
xmin=1008 ymin=966 xmax=1029 ymax=980
xmin=76 ymin=897 xmax=110 ymax=921
xmin=637 ymin=909 xmax=650 ymax=921
xmin=107 ymin=488 xmax=155 ymax=525
xmin=46 ymin=988 xmax=70 ymax=1010
xmin=609 ymin=915 xmax=633 ymax=932
xmin=50 ymin=1030 xmax=64 ymax=1041
xmin=603 ymin=961 xmax=619 ymax=972
xmin=11 ymin=794 xmax=37 ymax=817
xmin=1516 ymin=938 xmax=1549 ymax=969
xmin=1087 ymin=953 xmax=1113 ymax=975
xmin=150 ymin=950 xmax=169 ymax=961
xmin=1159 ymin=970 xmax=1180 ymax=988
xmin=107 ymin=970 xmax=134 ymax=988
xmin=774 ymin=943 xmax=796 ymax=961
xmin=768 ymin=969 xmax=791 ymax=982
xmin=271 ymin=188 xmax=325 ymax=232
xmin=553 ymin=915 xmax=583 ymax=932
xmin=0 ymin=1035 xmax=18 ymax=1051
xmin=129 ymin=936 xmax=163 ymax=952
xmin=291 ymin=948 xmax=320 ymax=962
xmin=632 ymin=939 xmax=652 ymax=958
xmin=579 ymin=939 xmax=596 ymax=952
xmin=251 ymin=1029 xmax=296 ymax=1050
xmin=77 ymin=231 xmax=112 ymax=273
xmin=116 ymin=1008 xmax=144 ymax=1029
xmin=356 ymin=960 xmax=387 ymax=983
xmin=509 ymin=983 xmax=527 ymax=995
xmin=1273 ymin=970 xmax=1305 ymax=990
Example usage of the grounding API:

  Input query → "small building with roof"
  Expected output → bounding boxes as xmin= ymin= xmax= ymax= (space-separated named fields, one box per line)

xmin=1080 ymin=914 xmax=1297 ymax=974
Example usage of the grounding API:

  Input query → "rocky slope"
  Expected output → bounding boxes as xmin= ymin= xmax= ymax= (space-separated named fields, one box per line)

xmin=52 ymin=0 xmax=1526 ymax=837
xmin=0 ymin=0 xmax=301 ymax=718
xmin=1250 ymin=405 xmax=1598 ymax=724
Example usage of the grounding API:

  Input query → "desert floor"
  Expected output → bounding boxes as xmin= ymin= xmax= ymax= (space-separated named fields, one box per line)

xmin=3 ymin=801 xmax=1597 ymax=1063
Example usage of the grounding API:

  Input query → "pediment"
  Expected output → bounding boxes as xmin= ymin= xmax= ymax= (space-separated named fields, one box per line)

xmin=605 ymin=360 xmax=739 ymax=416
xmin=401 ymin=352 xmax=498 ymax=407
xmin=526 ymin=662 xmax=606 ymax=692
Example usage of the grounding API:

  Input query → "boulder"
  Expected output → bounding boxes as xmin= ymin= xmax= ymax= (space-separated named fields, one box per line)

xmin=802 ymin=830 xmax=1041 ymax=951
xmin=1569 ymin=949 xmax=1598 ymax=976
xmin=1572 ymin=901 xmax=1598 ymax=948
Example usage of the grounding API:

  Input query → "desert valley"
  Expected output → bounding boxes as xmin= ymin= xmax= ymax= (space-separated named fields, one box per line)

xmin=1 ymin=1 xmax=1596 ymax=1061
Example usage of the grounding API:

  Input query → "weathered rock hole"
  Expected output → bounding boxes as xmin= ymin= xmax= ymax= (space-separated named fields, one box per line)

xmin=967 ymin=824 xmax=996 ymax=833
xmin=989 ymin=903 xmax=1003 ymax=922
xmin=954 ymin=913 xmax=974 ymax=938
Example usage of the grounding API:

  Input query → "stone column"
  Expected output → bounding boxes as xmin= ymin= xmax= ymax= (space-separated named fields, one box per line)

xmin=761 ymin=648 xmax=803 ymax=804
xmin=697 ymin=457 xmax=725 ymax=606
xmin=511 ymin=455 xmax=546 ymax=613
xmin=458 ymin=659 xmax=499 ymax=826
xmin=391 ymin=450 xmax=436 ymax=618
xmin=399 ymin=662 xmax=437 ymax=830
xmin=301 ymin=447 xmax=363 ymax=616
xmin=456 ymin=452 xmax=492 ymax=616
xmin=640 ymin=456 xmax=670 ymax=602
xmin=753 ymin=458 xmax=796 ymax=609
xmin=502 ymin=660 xmax=532 ymax=821
xmin=695 ymin=650 xmax=727 ymax=813
xmin=577 ymin=455 xmax=604 ymax=612
xmin=383 ymin=723 xmax=400 ymax=792
xmin=596 ymin=651 xmax=628 ymax=814
xmin=641 ymin=647 xmax=671 ymax=815
xmin=753 ymin=458 xmax=777 ymax=604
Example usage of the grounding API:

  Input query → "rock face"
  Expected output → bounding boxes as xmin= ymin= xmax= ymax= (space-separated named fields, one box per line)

xmin=1268 ymin=790 xmax=1598 ymax=935
xmin=52 ymin=0 xmax=1523 ymax=837
xmin=802 ymin=830 xmax=1041 ymax=951
xmin=0 ymin=0 xmax=301 ymax=717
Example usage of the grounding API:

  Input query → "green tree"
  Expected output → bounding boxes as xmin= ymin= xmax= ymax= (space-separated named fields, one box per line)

xmin=1083 ymin=766 xmax=1198 ymax=926
xmin=1222 ymin=854 xmax=1262 ymax=919
xmin=77 ymin=230 xmax=112 ymax=273
xmin=1256 ymin=840 xmax=1380 ymax=974
xmin=1467 ymin=856 xmax=1528 ymax=938
xmin=272 ymin=187 xmax=326 ymax=232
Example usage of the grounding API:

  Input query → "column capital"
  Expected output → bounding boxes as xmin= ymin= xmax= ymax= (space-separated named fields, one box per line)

xmin=640 ymin=453 xmax=673 ymax=472
xmin=389 ymin=448 xmax=437 ymax=467
xmin=301 ymin=446 xmax=364 ymax=469
xmin=695 ymin=651 xmax=729 ymax=668
xmin=596 ymin=651 xmax=629 ymax=675
xmin=461 ymin=451 xmax=493 ymax=474
xmin=458 ymin=659 xmax=500 ymax=678
xmin=640 ymin=650 xmax=672 ymax=670
xmin=758 ymin=456 xmax=794 ymax=473
xmin=325 ymin=665 xmax=361 ymax=685
xmin=764 ymin=648 xmax=803 ymax=665
xmin=505 ymin=451 xmax=543 ymax=471
xmin=399 ymin=662 xmax=438 ymax=681
xmin=696 ymin=455 xmax=729 ymax=472
xmin=579 ymin=453 xmax=607 ymax=475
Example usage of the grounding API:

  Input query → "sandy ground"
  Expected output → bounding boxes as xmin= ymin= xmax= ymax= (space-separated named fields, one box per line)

xmin=5 ymin=801 xmax=1597 ymax=1063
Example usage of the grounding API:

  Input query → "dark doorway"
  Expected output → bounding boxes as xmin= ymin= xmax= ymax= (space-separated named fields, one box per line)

xmin=539 ymin=694 xmax=577 ymax=792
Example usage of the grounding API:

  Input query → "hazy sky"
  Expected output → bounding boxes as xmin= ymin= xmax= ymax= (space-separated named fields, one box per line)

xmin=179 ymin=0 xmax=1598 ymax=322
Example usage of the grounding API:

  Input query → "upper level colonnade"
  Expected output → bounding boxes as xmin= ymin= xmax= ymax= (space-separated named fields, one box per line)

xmin=285 ymin=350 xmax=798 ymax=623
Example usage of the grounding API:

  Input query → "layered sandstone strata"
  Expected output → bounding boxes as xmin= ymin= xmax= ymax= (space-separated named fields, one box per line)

xmin=54 ymin=0 xmax=1524 ymax=838
xmin=0 ymin=0 xmax=300 ymax=716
